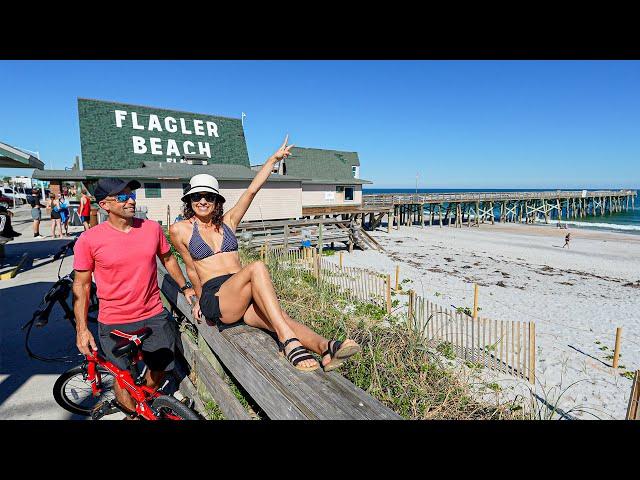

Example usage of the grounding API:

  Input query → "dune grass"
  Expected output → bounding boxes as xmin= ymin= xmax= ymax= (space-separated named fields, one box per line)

xmin=250 ymin=248 xmax=526 ymax=420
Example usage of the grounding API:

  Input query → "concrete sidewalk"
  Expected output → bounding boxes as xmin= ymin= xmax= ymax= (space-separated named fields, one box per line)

xmin=0 ymin=206 xmax=126 ymax=419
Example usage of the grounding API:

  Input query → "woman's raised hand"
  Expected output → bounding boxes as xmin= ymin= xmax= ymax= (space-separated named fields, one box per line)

xmin=270 ymin=135 xmax=295 ymax=162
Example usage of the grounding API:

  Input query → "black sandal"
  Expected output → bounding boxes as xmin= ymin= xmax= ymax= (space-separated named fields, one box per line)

xmin=322 ymin=339 xmax=361 ymax=372
xmin=279 ymin=337 xmax=319 ymax=372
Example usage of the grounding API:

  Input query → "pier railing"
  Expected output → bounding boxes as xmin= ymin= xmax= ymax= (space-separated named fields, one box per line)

xmin=364 ymin=189 xmax=637 ymax=206
xmin=263 ymin=245 xmax=535 ymax=383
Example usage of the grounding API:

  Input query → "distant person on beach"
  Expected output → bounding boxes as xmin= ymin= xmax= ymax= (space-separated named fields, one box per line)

xmin=79 ymin=189 xmax=91 ymax=231
xmin=169 ymin=136 xmax=361 ymax=373
xmin=563 ymin=232 xmax=571 ymax=248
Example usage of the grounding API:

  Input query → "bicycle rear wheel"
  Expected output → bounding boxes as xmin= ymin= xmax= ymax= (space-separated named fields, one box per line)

xmin=53 ymin=365 xmax=116 ymax=416
xmin=150 ymin=395 xmax=200 ymax=420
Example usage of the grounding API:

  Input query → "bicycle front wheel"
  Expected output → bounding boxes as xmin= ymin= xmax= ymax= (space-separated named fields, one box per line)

xmin=151 ymin=395 xmax=200 ymax=420
xmin=53 ymin=365 xmax=116 ymax=416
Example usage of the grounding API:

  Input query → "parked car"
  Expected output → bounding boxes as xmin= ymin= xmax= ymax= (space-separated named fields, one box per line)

xmin=1 ymin=187 xmax=26 ymax=205
xmin=0 ymin=194 xmax=13 ymax=209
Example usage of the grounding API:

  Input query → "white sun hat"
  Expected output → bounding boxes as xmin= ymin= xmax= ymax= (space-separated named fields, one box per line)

xmin=181 ymin=174 xmax=225 ymax=203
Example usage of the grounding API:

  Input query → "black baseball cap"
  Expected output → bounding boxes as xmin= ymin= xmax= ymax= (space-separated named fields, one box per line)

xmin=93 ymin=178 xmax=141 ymax=202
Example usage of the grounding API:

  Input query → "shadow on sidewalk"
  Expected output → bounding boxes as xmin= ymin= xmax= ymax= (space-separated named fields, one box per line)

xmin=0 ymin=281 xmax=90 ymax=420
xmin=1 ymin=236 xmax=79 ymax=274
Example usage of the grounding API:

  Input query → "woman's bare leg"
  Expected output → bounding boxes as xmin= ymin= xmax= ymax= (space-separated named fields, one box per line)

xmin=215 ymin=261 xmax=320 ymax=369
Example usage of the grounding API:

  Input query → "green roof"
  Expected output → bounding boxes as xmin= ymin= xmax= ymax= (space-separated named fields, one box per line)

xmin=32 ymin=162 xmax=304 ymax=183
xmin=284 ymin=147 xmax=372 ymax=184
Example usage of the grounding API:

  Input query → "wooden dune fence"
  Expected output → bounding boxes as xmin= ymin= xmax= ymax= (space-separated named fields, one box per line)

xmin=627 ymin=370 xmax=640 ymax=420
xmin=263 ymin=246 xmax=391 ymax=311
xmin=409 ymin=296 xmax=535 ymax=384
xmin=261 ymin=246 xmax=535 ymax=384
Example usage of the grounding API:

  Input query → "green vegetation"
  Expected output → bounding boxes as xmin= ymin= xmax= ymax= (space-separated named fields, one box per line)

xmin=621 ymin=371 xmax=635 ymax=380
xmin=163 ymin=227 xmax=183 ymax=264
xmin=254 ymin=248 xmax=524 ymax=420
xmin=204 ymin=400 xmax=224 ymax=420
xmin=436 ymin=341 xmax=456 ymax=360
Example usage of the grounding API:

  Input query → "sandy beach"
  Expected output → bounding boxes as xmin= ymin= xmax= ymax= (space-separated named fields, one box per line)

xmin=332 ymin=221 xmax=640 ymax=419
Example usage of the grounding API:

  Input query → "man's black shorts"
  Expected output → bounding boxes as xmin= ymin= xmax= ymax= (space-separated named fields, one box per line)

xmin=98 ymin=308 xmax=177 ymax=371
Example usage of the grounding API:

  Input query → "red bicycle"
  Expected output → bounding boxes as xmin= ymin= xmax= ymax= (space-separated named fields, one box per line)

xmin=53 ymin=327 xmax=200 ymax=420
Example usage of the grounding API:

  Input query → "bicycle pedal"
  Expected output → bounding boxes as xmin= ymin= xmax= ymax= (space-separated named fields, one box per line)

xmin=91 ymin=401 xmax=120 ymax=420
xmin=90 ymin=401 xmax=112 ymax=420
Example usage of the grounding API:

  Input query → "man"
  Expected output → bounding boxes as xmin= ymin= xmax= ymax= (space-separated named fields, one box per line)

xmin=73 ymin=178 xmax=197 ymax=419
xmin=79 ymin=188 xmax=91 ymax=231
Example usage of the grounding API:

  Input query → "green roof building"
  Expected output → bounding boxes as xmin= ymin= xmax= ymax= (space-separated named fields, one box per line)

xmin=33 ymin=99 xmax=375 ymax=224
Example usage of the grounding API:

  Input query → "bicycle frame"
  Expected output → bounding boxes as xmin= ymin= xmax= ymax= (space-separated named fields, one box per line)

xmin=84 ymin=351 xmax=179 ymax=420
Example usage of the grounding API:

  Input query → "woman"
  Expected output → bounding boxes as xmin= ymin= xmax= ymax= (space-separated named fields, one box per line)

xmin=47 ymin=193 xmax=62 ymax=238
xmin=29 ymin=197 xmax=45 ymax=238
xmin=170 ymin=136 xmax=360 ymax=372
xmin=59 ymin=193 xmax=71 ymax=236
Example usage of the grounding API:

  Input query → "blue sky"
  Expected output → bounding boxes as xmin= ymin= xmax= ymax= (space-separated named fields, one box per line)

xmin=1 ymin=60 xmax=638 ymax=189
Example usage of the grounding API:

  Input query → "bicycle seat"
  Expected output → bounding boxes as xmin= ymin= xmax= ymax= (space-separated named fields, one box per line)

xmin=110 ymin=327 xmax=152 ymax=358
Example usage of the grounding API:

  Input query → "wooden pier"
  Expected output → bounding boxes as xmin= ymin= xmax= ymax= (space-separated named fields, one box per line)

xmin=363 ymin=189 xmax=637 ymax=228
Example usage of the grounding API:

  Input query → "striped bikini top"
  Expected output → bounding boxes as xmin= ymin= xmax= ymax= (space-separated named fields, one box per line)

xmin=188 ymin=221 xmax=238 ymax=261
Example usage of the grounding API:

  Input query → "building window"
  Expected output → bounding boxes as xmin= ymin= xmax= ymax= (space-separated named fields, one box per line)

xmin=345 ymin=186 xmax=354 ymax=201
xmin=144 ymin=182 xmax=162 ymax=198
xmin=352 ymin=166 xmax=358 ymax=178
xmin=336 ymin=186 xmax=344 ymax=192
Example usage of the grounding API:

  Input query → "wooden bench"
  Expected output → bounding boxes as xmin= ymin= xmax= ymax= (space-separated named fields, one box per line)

xmin=157 ymin=262 xmax=401 ymax=420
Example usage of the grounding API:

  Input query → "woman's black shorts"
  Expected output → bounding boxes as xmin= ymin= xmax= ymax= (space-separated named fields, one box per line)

xmin=50 ymin=209 xmax=61 ymax=220
xmin=199 ymin=274 xmax=234 ymax=325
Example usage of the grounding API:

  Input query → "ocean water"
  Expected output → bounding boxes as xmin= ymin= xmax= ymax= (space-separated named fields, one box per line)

xmin=363 ymin=188 xmax=640 ymax=235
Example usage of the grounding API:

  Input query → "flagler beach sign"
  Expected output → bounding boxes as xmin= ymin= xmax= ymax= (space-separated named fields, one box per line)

xmin=78 ymin=98 xmax=250 ymax=170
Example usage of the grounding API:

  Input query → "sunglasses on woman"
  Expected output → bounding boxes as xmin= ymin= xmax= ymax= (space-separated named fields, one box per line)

xmin=111 ymin=192 xmax=136 ymax=203
xmin=190 ymin=192 xmax=217 ymax=202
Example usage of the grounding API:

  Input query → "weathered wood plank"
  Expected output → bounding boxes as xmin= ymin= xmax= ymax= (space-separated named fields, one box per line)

xmin=173 ymin=354 xmax=208 ymax=418
xmin=177 ymin=330 xmax=252 ymax=420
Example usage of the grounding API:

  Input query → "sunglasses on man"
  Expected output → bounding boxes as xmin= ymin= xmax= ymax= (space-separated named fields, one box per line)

xmin=190 ymin=192 xmax=217 ymax=203
xmin=110 ymin=192 xmax=136 ymax=203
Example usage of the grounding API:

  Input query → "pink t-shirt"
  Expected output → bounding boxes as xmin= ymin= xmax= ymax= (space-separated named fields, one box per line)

xmin=73 ymin=218 xmax=170 ymax=325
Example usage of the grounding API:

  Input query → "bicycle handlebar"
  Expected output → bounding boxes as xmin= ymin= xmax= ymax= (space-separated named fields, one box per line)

xmin=53 ymin=238 xmax=77 ymax=261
